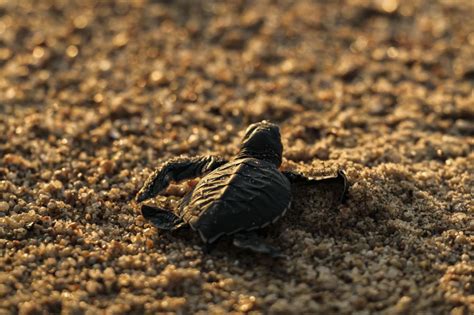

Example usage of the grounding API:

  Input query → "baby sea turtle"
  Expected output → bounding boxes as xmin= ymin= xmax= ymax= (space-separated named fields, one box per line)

xmin=135 ymin=121 xmax=347 ymax=257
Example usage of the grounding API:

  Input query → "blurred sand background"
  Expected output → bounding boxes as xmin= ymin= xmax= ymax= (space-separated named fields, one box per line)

xmin=0 ymin=0 xmax=473 ymax=314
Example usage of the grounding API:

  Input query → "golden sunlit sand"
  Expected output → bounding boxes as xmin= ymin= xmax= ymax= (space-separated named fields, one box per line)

xmin=0 ymin=1 xmax=472 ymax=314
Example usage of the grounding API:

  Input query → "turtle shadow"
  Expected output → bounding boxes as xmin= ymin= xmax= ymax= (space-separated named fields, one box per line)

xmin=274 ymin=183 xmax=349 ymax=236
xmin=156 ymin=227 xmax=284 ymax=264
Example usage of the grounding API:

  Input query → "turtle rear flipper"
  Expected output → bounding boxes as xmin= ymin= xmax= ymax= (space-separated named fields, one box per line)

xmin=233 ymin=232 xmax=286 ymax=258
xmin=141 ymin=205 xmax=186 ymax=230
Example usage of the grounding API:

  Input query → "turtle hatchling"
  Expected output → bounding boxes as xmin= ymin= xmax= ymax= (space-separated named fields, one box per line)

xmin=135 ymin=120 xmax=348 ymax=257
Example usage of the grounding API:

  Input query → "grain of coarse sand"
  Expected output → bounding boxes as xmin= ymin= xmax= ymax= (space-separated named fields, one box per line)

xmin=0 ymin=0 xmax=473 ymax=314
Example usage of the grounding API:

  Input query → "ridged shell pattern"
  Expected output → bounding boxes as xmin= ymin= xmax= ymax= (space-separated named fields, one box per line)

xmin=180 ymin=157 xmax=291 ymax=242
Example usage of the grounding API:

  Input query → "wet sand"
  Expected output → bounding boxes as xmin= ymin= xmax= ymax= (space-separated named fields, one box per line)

xmin=0 ymin=0 xmax=473 ymax=314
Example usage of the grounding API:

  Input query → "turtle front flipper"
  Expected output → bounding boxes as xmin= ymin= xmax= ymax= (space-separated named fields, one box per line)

xmin=136 ymin=156 xmax=228 ymax=202
xmin=232 ymin=232 xmax=286 ymax=258
xmin=141 ymin=205 xmax=186 ymax=230
xmin=283 ymin=169 xmax=348 ymax=203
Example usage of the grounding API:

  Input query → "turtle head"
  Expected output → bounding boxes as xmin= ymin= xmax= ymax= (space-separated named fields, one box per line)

xmin=238 ymin=120 xmax=283 ymax=167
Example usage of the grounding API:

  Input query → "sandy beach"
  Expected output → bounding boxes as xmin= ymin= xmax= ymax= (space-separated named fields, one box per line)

xmin=0 ymin=0 xmax=473 ymax=314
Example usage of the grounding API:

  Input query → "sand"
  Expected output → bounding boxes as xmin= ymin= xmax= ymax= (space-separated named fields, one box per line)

xmin=0 ymin=0 xmax=473 ymax=314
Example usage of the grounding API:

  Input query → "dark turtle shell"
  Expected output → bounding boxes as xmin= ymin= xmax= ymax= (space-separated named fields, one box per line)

xmin=178 ymin=157 xmax=292 ymax=243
